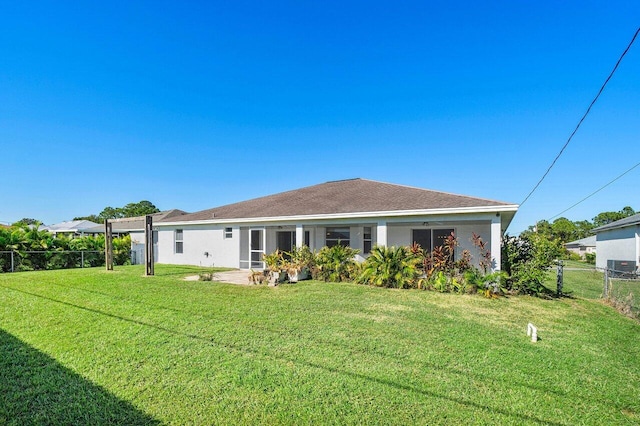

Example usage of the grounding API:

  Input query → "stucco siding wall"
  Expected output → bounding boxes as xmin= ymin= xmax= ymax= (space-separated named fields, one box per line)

xmin=596 ymin=227 xmax=636 ymax=270
xmin=155 ymin=225 xmax=240 ymax=268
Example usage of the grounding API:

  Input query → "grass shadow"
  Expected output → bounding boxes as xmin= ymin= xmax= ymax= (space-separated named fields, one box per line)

xmin=0 ymin=329 xmax=159 ymax=425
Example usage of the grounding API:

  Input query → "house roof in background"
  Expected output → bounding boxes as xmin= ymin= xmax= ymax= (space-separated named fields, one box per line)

xmin=168 ymin=178 xmax=517 ymax=223
xmin=565 ymin=235 xmax=596 ymax=247
xmin=83 ymin=209 xmax=189 ymax=233
xmin=43 ymin=219 xmax=101 ymax=232
xmin=592 ymin=213 xmax=640 ymax=233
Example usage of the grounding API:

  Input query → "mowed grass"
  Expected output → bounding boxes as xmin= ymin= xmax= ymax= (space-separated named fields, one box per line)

xmin=1 ymin=265 xmax=639 ymax=425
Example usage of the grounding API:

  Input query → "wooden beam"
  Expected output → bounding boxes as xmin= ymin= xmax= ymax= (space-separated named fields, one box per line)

xmin=104 ymin=219 xmax=113 ymax=271
xmin=145 ymin=215 xmax=154 ymax=276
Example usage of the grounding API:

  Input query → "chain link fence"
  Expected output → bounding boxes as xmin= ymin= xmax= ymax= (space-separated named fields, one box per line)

xmin=603 ymin=267 xmax=639 ymax=319
xmin=552 ymin=261 xmax=637 ymax=319
xmin=0 ymin=250 xmax=133 ymax=273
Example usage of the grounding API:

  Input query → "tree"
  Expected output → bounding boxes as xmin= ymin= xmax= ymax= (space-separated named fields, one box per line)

xmin=74 ymin=201 xmax=160 ymax=222
xmin=12 ymin=218 xmax=40 ymax=226
xmin=551 ymin=217 xmax=577 ymax=242
xmin=120 ymin=201 xmax=160 ymax=217
xmin=593 ymin=206 xmax=636 ymax=228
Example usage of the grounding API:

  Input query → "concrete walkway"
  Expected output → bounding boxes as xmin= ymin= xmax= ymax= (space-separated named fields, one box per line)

xmin=184 ymin=269 xmax=261 ymax=285
xmin=212 ymin=270 xmax=252 ymax=285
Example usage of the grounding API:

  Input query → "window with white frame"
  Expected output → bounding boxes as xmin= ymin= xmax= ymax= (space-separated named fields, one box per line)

xmin=175 ymin=229 xmax=184 ymax=254
xmin=224 ymin=227 xmax=233 ymax=238
xmin=363 ymin=227 xmax=372 ymax=254
xmin=326 ymin=227 xmax=350 ymax=247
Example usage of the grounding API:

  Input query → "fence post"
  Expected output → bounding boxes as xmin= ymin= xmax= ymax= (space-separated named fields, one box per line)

xmin=81 ymin=251 xmax=84 ymax=268
xmin=556 ymin=260 xmax=564 ymax=296
xmin=105 ymin=220 xmax=113 ymax=271
xmin=603 ymin=268 xmax=609 ymax=299
xmin=145 ymin=215 xmax=154 ymax=276
xmin=11 ymin=251 xmax=14 ymax=273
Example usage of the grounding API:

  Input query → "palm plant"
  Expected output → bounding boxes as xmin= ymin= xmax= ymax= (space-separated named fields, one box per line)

xmin=313 ymin=244 xmax=359 ymax=282
xmin=356 ymin=246 xmax=421 ymax=289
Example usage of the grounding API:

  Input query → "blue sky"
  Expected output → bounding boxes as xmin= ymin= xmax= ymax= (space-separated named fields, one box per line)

xmin=1 ymin=1 xmax=638 ymax=234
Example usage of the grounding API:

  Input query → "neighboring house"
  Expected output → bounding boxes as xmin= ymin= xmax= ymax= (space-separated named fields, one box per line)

xmin=147 ymin=178 xmax=518 ymax=271
xmin=593 ymin=213 xmax=640 ymax=272
xmin=565 ymin=236 xmax=596 ymax=259
xmin=43 ymin=220 xmax=102 ymax=237
xmin=83 ymin=210 xmax=189 ymax=264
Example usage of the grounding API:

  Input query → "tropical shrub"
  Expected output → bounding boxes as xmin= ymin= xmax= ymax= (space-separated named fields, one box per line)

xmin=113 ymin=235 xmax=132 ymax=265
xmin=501 ymin=234 xmax=554 ymax=296
xmin=584 ymin=252 xmax=596 ymax=265
xmin=356 ymin=246 xmax=421 ymax=289
xmin=0 ymin=224 xmax=131 ymax=272
xmin=313 ymin=244 xmax=359 ymax=282
xmin=283 ymin=245 xmax=315 ymax=276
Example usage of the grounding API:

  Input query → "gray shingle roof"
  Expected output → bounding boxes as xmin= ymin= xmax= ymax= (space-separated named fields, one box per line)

xmin=592 ymin=213 xmax=640 ymax=233
xmin=170 ymin=178 xmax=516 ymax=222
xmin=83 ymin=209 xmax=189 ymax=233
xmin=565 ymin=235 xmax=596 ymax=247
xmin=44 ymin=220 xmax=101 ymax=232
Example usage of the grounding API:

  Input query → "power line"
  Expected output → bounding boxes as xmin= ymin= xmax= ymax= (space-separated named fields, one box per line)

xmin=548 ymin=160 xmax=640 ymax=221
xmin=519 ymin=26 xmax=640 ymax=207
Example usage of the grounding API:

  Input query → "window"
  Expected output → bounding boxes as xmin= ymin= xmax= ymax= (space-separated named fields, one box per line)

xmin=304 ymin=230 xmax=311 ymax=247
xmin=363 ymin=227 xmax=372 ymax=254
xmin=412 ymin=229 xmax=431 ymax=251
xmin=175 ymin=229 xmax=184 ymax=254
xmin=326 ymin=227 xmax=350 ymax=247
xmin=412 ymin=228 xmax=454 ymax=253
xmin=224 ymin=227 xmax=233 ymax=238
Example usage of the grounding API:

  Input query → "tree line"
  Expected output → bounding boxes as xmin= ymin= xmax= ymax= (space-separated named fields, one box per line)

xmin=519 ymin=206 xmax=636 ymax=243
xmin=10 ymin=201 xmax=160 ymax=228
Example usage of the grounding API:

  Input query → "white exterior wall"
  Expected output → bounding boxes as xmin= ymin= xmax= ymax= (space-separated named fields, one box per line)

xmin=155 ymin=225 xmax=240 ymax=268
xmin=129 ymin=230 xmax=145 ymax=265
xmin=150 ymin=212 xmax=507 ymax=269
xmin=596 ymin=226 xmax=639 ymax=270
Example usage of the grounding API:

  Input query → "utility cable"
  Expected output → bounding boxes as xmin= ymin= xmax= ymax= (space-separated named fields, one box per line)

xmin=548 ymin=160 xmax=640 ymax=220
xmin=519 ymin=26 xmax=640 ymax=207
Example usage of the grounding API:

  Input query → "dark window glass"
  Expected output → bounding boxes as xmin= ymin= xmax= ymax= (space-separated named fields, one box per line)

xmin=175 ymin=229 xmax=183 ymax=254
xmin=433 ymin=229 xmax=454 ymax=249
xmin=412 ymin=229 xmax=431 ymax=251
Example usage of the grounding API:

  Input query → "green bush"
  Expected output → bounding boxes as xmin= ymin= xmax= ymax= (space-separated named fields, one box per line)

xmin=501 ymin=234 xmax=554 ymax=296
xmin=356 ymin=246 xmax=421 ymax=289
xmin=313 ymin=244 xmax=359 ymax=282
xmin=585 ymin=252 xmax=596 ymax=264
xmin=565 ymin=251 xmax=582 ymax=261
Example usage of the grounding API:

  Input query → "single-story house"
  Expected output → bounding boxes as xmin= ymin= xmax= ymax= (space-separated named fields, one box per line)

xmin=139 ymin=178 xmax=518 ymax=271
xmin=43 ymin=220 xmax=102 ymax=237
xmin=593 ymin=213 xmax=640 ymax=272
xmin=565 ymin=235 xmax=596 ymax=259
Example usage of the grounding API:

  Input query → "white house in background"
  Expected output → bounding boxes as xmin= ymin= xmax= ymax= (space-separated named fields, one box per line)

xmin=592 ymin=213 xmax=640 ymax=272
xmin=144 ymin=178 xmax=518 ymax=270
xmin=43 ymin=220 xmax=101 ymax=237
xmin=81 ymin=210 xmax=189 ymax=263
xmin=565 ymin=235 xmax=596 ymax=259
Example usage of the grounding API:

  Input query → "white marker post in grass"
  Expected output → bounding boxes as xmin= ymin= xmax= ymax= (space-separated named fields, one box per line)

xmin=527 ymin=323 xmax=538 ymax=342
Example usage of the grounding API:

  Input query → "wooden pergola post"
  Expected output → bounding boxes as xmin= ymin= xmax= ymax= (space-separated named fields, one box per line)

xmin=104 ymin=219 xmax=113 ymax=271
xmin=144 ymin=215 xmax=154 ymax=276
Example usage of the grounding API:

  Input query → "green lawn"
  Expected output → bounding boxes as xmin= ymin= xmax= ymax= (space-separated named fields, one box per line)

xmin=1 ymin=265 xmax=639 ymax=425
